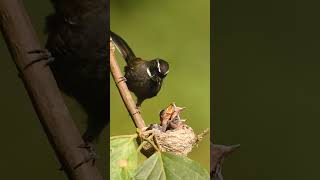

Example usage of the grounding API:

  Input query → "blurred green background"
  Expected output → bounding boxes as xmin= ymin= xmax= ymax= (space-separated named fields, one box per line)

xmin=214 ymin=0 xmax=320 ymax=179
xmin=0 ymin=1 xmax=107 ymax=179
xmin=110 ymin=0 xmax=210 ymax=171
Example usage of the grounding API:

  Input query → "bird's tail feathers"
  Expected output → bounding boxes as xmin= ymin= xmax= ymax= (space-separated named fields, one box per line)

xmin=110 ymin=31 xmax=136 ymax=64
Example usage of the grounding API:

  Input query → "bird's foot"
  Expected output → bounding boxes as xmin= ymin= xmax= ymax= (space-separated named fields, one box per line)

xmin=73 ymin=142 xmax=97 ymax=169
xmin=25 ymin=49 xmax=54 ymax=70
xmin=117 ymin=76 xmax=127 ymax=84
xmin=18 ymin=49 xmax=54 ymax=78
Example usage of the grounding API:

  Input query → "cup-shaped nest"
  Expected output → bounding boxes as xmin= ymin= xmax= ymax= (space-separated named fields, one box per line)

xmin=140 ymin=125 xmax=200 ymax=156
xmin=153 ymin=125 xmax=197 ymax=156
xmin=138 ymin=103 xmax=208 ymax=157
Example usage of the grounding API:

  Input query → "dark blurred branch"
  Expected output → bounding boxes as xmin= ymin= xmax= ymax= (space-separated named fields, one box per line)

xmin=109 ymin=39 xmax=146 ymax=129
xmin=210 ymin=142 xmax=240 ymax=180
xmin=0 ymin=0 xmax=102 ymax=179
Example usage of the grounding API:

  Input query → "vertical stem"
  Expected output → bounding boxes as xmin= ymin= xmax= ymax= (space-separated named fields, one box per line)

xmin=109 ymin=41 xmax=146 ymax=129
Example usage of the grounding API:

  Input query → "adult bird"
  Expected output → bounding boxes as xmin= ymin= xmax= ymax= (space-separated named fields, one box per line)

xmin=45 ymin=0 xmax=109 ymax=143
xmin=110 ymin=31 xmax=169 ymax=107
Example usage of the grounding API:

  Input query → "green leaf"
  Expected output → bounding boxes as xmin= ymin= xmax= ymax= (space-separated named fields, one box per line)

xmin=111 ymin=135 xmax=138 ymax=180
xmin=133 ymin=152 xmax=210 ymax=180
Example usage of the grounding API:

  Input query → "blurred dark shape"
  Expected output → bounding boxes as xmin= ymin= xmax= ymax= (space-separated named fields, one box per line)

xmin=45 ymin=0 xmax=109 ymax=143
xmin=211 ymin=142 xmax=240 ymax=180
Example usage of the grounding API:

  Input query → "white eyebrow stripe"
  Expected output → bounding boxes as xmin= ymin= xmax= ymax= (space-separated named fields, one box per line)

xmin=157 ymin=60 xmax=161 ymax=73
xmin=146 ymin=68 xmax=153 ymax=77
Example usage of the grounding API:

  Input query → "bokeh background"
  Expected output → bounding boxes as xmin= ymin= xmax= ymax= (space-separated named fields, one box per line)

xmin=0 ymin=1 xmax=107 ymax=179
xmin=110 ymin=0 xmax=210 ymax=171
xmin=213 ymin=0 xmax=320 ymax=179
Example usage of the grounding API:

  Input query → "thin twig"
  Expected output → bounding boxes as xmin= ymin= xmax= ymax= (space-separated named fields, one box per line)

xmin=109 ymin=39 xmax=146 ymax=129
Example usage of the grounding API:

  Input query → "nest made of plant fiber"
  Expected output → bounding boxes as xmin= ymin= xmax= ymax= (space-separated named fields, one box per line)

xmin=139 ymin=103 xmax=208 ymax=157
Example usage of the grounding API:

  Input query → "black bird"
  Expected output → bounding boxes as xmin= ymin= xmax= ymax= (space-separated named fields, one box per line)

xmin=110 ymin=31 xmax=169 ymax=107
xmin=45 ymin=0 xmax=109 ymax=143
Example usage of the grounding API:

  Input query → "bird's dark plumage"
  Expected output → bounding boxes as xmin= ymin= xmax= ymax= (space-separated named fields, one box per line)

xmin=110 ymin=31 xmax=136 ymax=65
xmin=110 ymin=31 xmax=169 ymax=107
xmin=46 ymin=0 xmax=109 ymax=142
